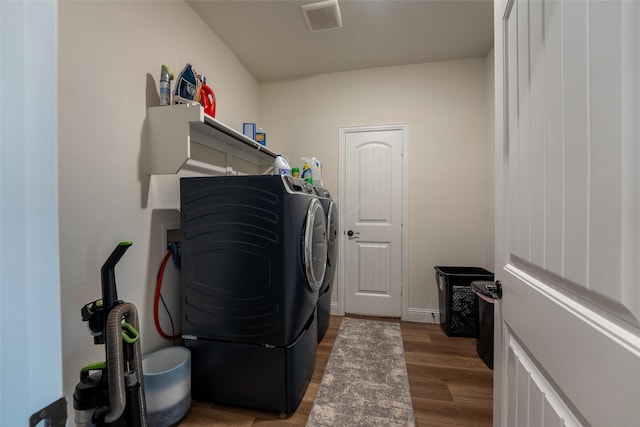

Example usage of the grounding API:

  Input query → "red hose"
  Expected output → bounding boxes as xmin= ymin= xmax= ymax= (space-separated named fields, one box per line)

xmin=154 ymin=249 xmax=181 ymax=339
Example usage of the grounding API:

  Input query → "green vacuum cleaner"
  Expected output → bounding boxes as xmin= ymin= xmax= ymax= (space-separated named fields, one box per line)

xmin=73 ymin=242 xmax=147 ymax=426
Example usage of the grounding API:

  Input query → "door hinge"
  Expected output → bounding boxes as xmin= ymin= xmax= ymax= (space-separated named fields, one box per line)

xmin=29 ymin=397 xmax=67 ymax=427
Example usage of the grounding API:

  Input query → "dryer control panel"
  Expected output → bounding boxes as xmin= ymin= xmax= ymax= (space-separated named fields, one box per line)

xmin=314 ymin=187 xmax=331 ymax=198
xmin=283 ymin=176 xmax=315 ymax=195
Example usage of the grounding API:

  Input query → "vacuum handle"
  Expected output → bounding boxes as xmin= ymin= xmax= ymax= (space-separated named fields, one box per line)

xmin=101 ymin=241 xmax=132 ymax=316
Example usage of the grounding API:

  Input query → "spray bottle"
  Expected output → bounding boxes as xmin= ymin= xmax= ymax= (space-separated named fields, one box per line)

xmin=159 ymin=65 xmax=174 ymax=106
xmin=311 ymin=157 xmax=323 ymax=187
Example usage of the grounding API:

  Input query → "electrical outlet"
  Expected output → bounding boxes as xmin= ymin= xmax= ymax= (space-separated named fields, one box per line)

xmin=161 ymin=223 xmax=181 ymax=255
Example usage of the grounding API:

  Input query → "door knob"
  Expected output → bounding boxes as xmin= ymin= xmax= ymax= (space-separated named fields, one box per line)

xmin=347 ymin=230 xmax=360 ymax=239
xmin=485 ymin=280 xmax=502 ymax=299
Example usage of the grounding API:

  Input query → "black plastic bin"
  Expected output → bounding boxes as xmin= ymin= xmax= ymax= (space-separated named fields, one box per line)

xmin=471 ymin=281 xmax=498 ymax=370
xmin=434 ymin=266 xmax=494 ymax=337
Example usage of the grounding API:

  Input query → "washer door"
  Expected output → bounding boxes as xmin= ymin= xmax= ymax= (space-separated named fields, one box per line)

xmin=304 ymin=198 xmax=327 ymax=290
xmin=326 ymin=200 xmax=339 ymax=267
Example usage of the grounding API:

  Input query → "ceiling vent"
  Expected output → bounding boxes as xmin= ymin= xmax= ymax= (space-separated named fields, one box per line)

xmin=301 ymin=0 xmax=342 ymax=32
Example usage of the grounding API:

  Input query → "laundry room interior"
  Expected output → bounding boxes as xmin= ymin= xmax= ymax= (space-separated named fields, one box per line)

xmin=53 ymin=0 xmax=495 ymax=424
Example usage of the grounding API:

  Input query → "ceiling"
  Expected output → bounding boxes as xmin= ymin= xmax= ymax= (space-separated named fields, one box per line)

xmin=187 ymin=0 xmax=494 ymax=83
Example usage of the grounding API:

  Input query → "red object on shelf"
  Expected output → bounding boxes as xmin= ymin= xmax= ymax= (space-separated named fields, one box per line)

xmin=200 ymin=84 xmax=216 ymax=117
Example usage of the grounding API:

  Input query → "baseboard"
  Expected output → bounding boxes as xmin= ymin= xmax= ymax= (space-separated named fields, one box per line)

xmin=330 ymin=304 xmax=440 ymax=323
xmin=330 ymin=301 xmax=339 ymax=316
xmin=406 ymin=308 xmax=440 ymax=324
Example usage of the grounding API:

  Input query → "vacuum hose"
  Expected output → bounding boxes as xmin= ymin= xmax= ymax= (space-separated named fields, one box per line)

xmin=104 ymin=302 xmax=148 ymax=425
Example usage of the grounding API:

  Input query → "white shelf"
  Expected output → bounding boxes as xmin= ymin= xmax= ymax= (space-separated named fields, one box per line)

xmin=148 ymin=103 xmax=276 ymax=175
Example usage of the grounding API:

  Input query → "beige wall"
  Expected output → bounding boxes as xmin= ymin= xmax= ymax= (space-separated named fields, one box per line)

xmin=58 ymin=0 xmax=259 ymax=403
xmin=260 ymin=58 xmax=495 ymax=316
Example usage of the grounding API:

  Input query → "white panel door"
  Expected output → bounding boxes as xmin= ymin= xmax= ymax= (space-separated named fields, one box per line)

xmin=494 ymin=0 xmax=640 ymax=425
xmin=341 ymin=125 xmax=405 ymax=317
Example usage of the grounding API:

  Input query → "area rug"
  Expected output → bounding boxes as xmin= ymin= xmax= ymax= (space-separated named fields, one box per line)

xmin=306 ymin=318 xmax=415 ymax=427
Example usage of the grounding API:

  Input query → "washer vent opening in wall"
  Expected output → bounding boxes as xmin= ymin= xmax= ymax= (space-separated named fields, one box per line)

xmin=302 ymin=0 xmax=342 ymax=32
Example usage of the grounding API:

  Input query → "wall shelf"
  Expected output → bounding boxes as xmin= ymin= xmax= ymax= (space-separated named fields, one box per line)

xmin=148 ymin=103 xmax=276 ymax=175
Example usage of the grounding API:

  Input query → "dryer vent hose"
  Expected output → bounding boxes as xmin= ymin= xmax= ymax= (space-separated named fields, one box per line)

xmin=104 ymin=302 xmax=148 ymax=425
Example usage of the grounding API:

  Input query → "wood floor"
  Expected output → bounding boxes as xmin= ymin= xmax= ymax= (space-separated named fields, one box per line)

xmin=180 ymin=315 xmax=493 ymax=426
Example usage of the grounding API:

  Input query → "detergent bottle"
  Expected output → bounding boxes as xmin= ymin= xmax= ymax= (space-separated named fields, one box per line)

xmin=301 ymin=158 xmax=313 ymax=184
xmin=274 ymin=155 xmax=292 ymax=176
xmin=199 ymin=75 xmax=216 ymax=117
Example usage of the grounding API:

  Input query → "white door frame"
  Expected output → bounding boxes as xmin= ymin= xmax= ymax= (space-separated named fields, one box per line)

xmin=338 ymin=124 xmax=409 ymax=320
xmin=1 ymin=0 xmax=63 ymax=424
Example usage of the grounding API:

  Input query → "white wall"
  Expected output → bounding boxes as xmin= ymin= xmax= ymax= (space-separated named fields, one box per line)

xmin=57 ymin=0 xmax=259 ymax=405
xmin=260 ymin=58 xmax=494 ymax=315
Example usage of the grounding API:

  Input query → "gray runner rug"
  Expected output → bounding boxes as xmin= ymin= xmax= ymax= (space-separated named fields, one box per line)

xmin=306 ymin=318 xmax=415 ymax=427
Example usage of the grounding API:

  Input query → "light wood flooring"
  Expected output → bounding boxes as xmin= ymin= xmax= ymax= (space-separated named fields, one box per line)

xmin=180 ymin=315 xmax=493 ymax=426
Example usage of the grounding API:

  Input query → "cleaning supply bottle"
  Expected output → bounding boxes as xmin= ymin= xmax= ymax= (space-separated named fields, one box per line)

xmin=159 ymin=65 xmax=174 ymax=106
xmin=301 ymin=158 xmax=313 ymax=184
xmin=274 ymin=155 xmax=292 ymax=176
xmin=311 ymin=157 xmax=323 ymax=187
xmin=198 ymin=75 xmax=217 ymax=117
xmin=255 ymin=128 xmax=266 ymax=146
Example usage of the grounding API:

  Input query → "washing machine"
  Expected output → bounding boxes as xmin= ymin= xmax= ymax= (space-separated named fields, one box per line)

xmin=179 ymin=175 xmax=327 ymax=414
xmin=314 ymin=186 xmax=338 ymax=342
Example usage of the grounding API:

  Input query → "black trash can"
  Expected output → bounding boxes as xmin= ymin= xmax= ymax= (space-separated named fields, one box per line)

xmin=434 ymin=266 xmax=494 ymax=338
xmin=471 ymin=280 xmax=498 ymax=370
